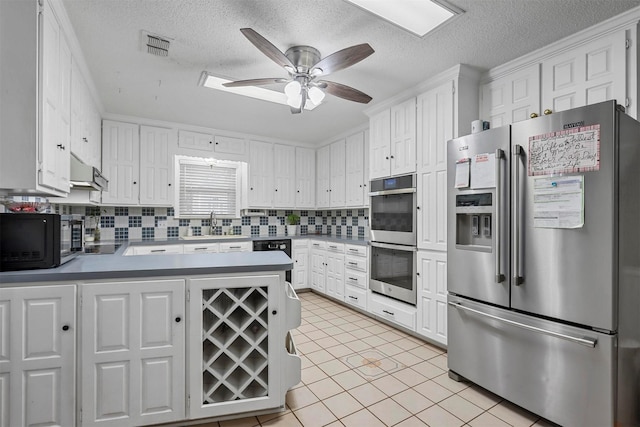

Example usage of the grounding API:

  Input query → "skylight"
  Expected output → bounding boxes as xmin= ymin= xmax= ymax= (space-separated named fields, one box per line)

xmin=199 ymin=72 xmax=318 ymax=111
xmin=346 ymin=0 xmax=460 ymax=37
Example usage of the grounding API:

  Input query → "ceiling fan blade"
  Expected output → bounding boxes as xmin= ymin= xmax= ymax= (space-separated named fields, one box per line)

xmin=240 ymin=28 xmax=295 ymax=69
xmin=318 ymin=80 xmax=372 ymax=104
xmin=223 ymin=78 xmax=287 ymax=88
xmin=311 ymin=43 xmax=374 ymax=76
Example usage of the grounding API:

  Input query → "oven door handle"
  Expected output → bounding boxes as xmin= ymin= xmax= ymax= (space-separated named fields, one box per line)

xmin=369 ymin=242 xmax=417 ymax=251
xmin=369 ymin=188 xmax=416 ymax=196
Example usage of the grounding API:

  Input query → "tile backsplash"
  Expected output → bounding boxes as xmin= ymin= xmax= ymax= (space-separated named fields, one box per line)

xmin=54 ymin=205 xmax=369 ymax=242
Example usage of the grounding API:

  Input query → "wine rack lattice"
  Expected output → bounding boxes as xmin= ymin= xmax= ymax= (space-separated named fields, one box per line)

xmin=201 ymin=286 xmax=269 ymax=404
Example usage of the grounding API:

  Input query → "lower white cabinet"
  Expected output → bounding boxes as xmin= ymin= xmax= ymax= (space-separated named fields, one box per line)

xmin=344 ymin=285 xmax=367 ymax=310
xmin=187 ymin=275 xmax=287 ymax=419
xmin=219 ymin=241 xmax=252 ymax=252
xmin=130 ymin=244 xmax=184 ymax=255
xmin=368 ymin=291 xmax=416 ymax=331
xmin=325 ymin=243 xmax=345 ymax=301
xmin=416 ymin=250 xmax=448 ymax=345
xmin=80 ymin=279 xmax=186 ymax=427
xmin=0 ymin=285 xmax=76 ymax=427
xmin=183 ymin=243 xmax=220 ymax=253
xmin=292 ymin=239 xmax=309 ymax=290
xmin=310 ymin=241 xmax=326 ymax=293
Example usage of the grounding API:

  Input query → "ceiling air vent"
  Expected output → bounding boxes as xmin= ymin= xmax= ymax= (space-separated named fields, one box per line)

xmin=145 ymin=33 xmax=170 ymax=57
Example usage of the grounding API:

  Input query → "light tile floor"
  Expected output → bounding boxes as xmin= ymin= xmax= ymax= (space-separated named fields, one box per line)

xmin=198 ymin=291 xmax=557 ymax=427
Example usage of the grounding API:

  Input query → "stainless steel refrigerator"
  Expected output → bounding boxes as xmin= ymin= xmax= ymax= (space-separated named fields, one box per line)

xmin=446 ymin=100 xmax=640 ymax=427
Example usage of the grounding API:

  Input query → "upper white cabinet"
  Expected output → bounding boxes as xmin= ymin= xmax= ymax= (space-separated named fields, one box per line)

xmin=71 ymin=59 xmax=101 ymax=169
xmin=1 ymin=285 xmax=76 ymax=427
xmin=316 ymin=145 xmax=331 ymax=208
xmin=295 ymin=147 xmax=316 ymax=208
xmin=81 ymin=279 xmax=185 ymax=427
xmin=329 ymin=139 xmax=346 ymax=207
xmin=369 ymin=98 xmax=416 ymax=179
xmin=273 ymin=144 xmax=296 ymax=207
xmin=345 ymin=131 xmax=369 ymax=207
xmin=481 ymin=28 xmax=632 ymax=125
xmin=101 ymin=120 xmax=140 ymax=205
xmin=0 ymin=0 xmax=72 ymax=196
xmin=177 ymin=130 xmax=247 ymax=157
xmin=139 ymin=126 xmax=175 ymax=206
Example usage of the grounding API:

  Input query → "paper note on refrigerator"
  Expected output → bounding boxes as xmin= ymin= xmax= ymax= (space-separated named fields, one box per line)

xmin=533 ymin=176 xmax=584 ymax=228
xmin=455 ymin=158 xmax=470 ymax=188
xmin=471 ymin=153 xmax=496 ymax=189
xmin=528 ymin=124 xmax=600 ymax=176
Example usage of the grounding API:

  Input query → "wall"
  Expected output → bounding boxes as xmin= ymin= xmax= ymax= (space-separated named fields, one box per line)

xmin=53 ymin=205 xmax=369 ymax=241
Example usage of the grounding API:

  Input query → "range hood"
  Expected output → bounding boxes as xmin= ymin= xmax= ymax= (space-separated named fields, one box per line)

xmin=70 ymin=153 xmax=108 ymax=191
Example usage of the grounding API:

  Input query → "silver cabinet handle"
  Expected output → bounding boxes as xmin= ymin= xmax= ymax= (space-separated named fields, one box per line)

xmin=348 ymin=277 xmax=358 ymax=281
xmin=229 ymin=246 xmax=241 ymax=249
xmin=194 ymin=247 xmax=207 ymax=251
xmin=382 ymin=309 xmax=395 ymax=316
xmin=512 ymin=145 xmax=524 ymax=285
xmin=150 ymin=249 xmax=166 ymax=253
xmin=348 ymin=262 xmax=358 ymax=266
xmin=348 ymin=295 xmax=358 ymax=300
xmin=495 ymin=148 xmax=505 ymax=283
xmin=448 ymin=302 xmax=597 ymax=347
xmin=348 ymin=248 xmax=359 ymax=252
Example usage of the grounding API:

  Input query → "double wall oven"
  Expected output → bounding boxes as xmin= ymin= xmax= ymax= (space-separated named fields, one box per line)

xmin=369 ymin=174 xmax=417 ymax=305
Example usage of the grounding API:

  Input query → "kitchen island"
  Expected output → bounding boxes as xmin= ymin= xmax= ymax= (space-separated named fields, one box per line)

xmin=0 ymin=249 xmax=300 ymax=427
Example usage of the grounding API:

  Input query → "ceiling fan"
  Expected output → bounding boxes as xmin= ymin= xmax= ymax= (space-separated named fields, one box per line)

xmin=223 ymin=28 xmax=374 ymax=114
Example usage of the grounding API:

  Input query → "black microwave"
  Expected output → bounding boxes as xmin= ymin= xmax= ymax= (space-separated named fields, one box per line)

xmin=0 ymin=213 xmax=84 ymax=271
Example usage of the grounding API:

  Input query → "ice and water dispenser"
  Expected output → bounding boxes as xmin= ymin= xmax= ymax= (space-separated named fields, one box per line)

xmin=455 ymin=193 xmax=493 ymax=252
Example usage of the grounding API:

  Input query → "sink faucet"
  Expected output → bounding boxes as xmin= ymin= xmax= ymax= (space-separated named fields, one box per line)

xmin=210 ymin=211 xmax=217 ymax=235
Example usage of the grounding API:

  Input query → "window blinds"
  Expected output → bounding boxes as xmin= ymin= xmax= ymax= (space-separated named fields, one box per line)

xmin=178 ymin=160 xmax=239 ymax=217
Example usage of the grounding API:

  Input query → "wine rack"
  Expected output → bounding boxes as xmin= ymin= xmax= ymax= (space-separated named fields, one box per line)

xmin=201 ymin=286 xmax=269 ymax=403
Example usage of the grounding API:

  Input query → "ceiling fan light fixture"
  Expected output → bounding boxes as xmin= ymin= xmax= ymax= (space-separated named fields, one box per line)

xmin=286 ymin=93 xmax=303 ymax=108
xmin=284 ymin=80 xmax=302 ymax=97
xmin=308 ymin=86 xmax=325 ymax=105
xmin=310 ymin=67 xmax=324 ymax=77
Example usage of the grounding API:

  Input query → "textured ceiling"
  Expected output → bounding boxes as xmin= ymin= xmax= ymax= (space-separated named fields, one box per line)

xmin=61 ymin=0 xmax=640 ymax=144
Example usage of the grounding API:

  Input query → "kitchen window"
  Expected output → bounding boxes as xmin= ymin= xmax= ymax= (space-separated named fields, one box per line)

xmin=175 ymin=156 xmax=247 ymax=218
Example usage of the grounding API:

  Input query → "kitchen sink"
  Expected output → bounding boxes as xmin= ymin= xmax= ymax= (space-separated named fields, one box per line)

xmin=180 ymin=235 xmax=249 ymax=240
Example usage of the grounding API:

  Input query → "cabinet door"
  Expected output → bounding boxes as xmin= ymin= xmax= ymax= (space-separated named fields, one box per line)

xmin=325 ymin=252 xmax=345 ymax=301
xmin=542 ymin=31 xmax=626 ymax=114
xmin=1 ymin=285 xmax=76 ymax=427
xmin=102 ymin=120 xmax=140 ymax=205
xmin=295 ymin=147 xmax=315 ymax=208
xmin=329 ymin=139 xmax=346 ymax=207
xmin=57 ymin=34 xmax=71 ymax=191
xmin=310 ymin=250 xmax=326 ymax=293
xmin=188 ymin=275 xmax=283 ymax=419
xmin=71 ymin=60 xmax=87 ymax=162
xmin=481 ymin=64 xmax=541 ymax=128
xmin=248 ymin=140 xmax=274 ymax=207
xmin=316 ymin=145 xmax=331 ymax=208
xmin=273 ymin=144 xmax=296 ymax=207
xmin=214 ymin=135 xmax=247 ymax=156
xmin=345 ymin=132 xmax=365 ymax=207
xmin=81 ymin=279 xmax=185 ymax=427
xmin=178 ymin=130 xmax=213 ymax=151
xmin=416 ymin=251 xmax=447 ymax=345
xmin=369 ymin=109 xmax=391 ymax=179
xmin=417 ymin=82 xmax=452 ymax=251
xmin=292 ymin=247 xmax=309 ymax=290
xmin=139 ymin=125 xmax=174 ymax=206
xmin=390 ymin=98 xmax=417 ymax=176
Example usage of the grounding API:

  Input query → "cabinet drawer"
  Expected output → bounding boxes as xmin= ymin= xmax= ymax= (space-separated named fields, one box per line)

xmin=292 ymin=239 xmax=309 ymax=249
xmin=309 ymin=241 xmax=326 ymax=251
xmin=345 ymin=244 xmax=367 ymax=257
xmin=325 ymin=242 xmax=344 ymax=253
xmin=369 ymin=293 xmax=416 ymax=331
xmin=183 ymin=243 xmax=220 ymax=253
xmin=345 ymin=270 xmax=367 ymax=289
xmin=345 ymin=256 xmax=367 ymax=272
xmin=345 ymin=285 xmax=367 ymax=310
xmin=219 ymin=241 xmax=252 ymax=252
xmin=133 ymin=244 xmax=183 ymax=255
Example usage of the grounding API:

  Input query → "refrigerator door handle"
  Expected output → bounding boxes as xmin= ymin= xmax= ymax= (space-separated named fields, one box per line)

xmin=495 ymin=148 xmax=505 ymax=283
xmin=512 ymin=145 xmax=524 ymax=285
xmin=448 ymin=301 xmax=598 ymax=348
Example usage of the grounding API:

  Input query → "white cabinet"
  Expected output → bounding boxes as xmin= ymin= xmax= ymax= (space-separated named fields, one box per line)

xmin=345 ymin=131 xmax=368 ymax=207
xmin=325 ymin=243 xmax=345 ymax=301
xmin=183 ymin=242 xmax=220 ymax=253
xmin=0 ymin=285 xmax=76 ymax=427
xmin=292 ymin=239 xmax=309 ymax=290
xmin=219 ymin=241 xmax=252 ymax=252
xmin=248 ymin=140 xmax=274 ymax=208
xmin=541 ymin=30 xmax=626 ymax=114
xmin=188 ymin=275 xmax=285 ymax=419
xmin=329 ymin=139 xmax=346 ymax=207
xmin=80 ymin=279 xmax=186 ymax=427
xmin=481 ymin=64 xmax=541 ymax=128
xmin=295 ymin=147 xmax=316 ymax=208
xmin=273 ymin=144 xmax=296 ymax=208
xmin=316 ymin=145 xmax=331 ymax=208
xmin=139 ymin=126 xmax=175 ymax=206
xmin=416 ymin=251 xmax=448 ymax=345
xmin=344 ymin=243 xmax=368 ymax=311
xmin=369 ymin=98 xmax=416 ymax=179
xmin=101 ymin=120 xmax=140 ymax=205
xmin=178 ymin=130 xmax=247 ymax=156
xmin=131 ymin=244 xmax=184 ymax=255
xmin=71 ymin=59 xmax=101 ymax=169
xmin=368 ymin=291 xmax=416 ymax=331
xmin=309 ymin=241 xmax=327 ymax=293
xmin=416 ymin=82 xmax=451 ymax=252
